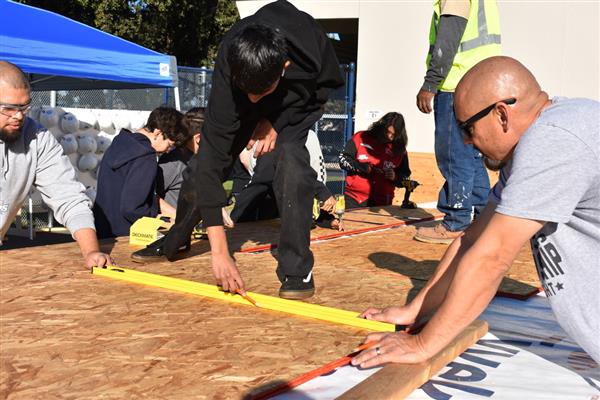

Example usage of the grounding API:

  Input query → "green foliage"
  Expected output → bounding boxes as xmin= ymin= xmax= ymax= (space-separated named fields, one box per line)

xmin=16 ymin=0 xmax=240 ymax=67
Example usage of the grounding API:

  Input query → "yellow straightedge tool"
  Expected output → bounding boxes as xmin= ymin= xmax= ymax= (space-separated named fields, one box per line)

xmin=92 ymin=266 xmax=395 ymax=332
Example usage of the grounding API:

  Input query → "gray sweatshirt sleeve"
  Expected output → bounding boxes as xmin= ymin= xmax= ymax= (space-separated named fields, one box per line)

xmin=421 ymin=14 xmax=468 ymax=93
xmin=34 ymin=130 xmax=95 ymax=235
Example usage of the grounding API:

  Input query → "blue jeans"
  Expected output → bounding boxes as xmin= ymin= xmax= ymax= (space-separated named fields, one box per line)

xmin=434 ymin=92 xmax=490 ymax=231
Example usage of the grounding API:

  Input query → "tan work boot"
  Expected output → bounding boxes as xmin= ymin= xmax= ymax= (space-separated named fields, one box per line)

xmin=414 ymin=223 xmax=463 ymax=245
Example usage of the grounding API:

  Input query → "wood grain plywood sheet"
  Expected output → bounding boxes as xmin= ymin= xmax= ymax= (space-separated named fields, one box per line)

xmin=309 ymin=224 xmax=541 ymax=300
xmin=1 ymin=204 xmax=537 ymax=398
xmin=0 ymin=237 xmax=428 ymax=399
xmin=126 ymin=206 xmax=442 ymax=257
xmin=219 ymin=205 xmax=440 ymax=254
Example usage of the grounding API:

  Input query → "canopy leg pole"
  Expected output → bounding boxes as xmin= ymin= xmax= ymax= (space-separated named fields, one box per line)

xmin=174 ymin=86 xmax=181 ymax=111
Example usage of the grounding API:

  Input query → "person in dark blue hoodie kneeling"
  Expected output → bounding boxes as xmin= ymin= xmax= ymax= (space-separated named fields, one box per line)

xmin=93 ymin=107 xmax=189 ymax=238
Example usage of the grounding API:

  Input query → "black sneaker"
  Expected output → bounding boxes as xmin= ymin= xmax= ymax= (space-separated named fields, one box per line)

xmin=279 ymin=271 xmax=315 ymax=300
xmin=130 ymin=236 xmax=190 ymax=263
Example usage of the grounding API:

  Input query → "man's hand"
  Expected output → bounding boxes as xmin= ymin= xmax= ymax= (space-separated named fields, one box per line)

xmin=351 ymin=332 xmax=430 ymax=368
xmin=383 ymin=168 xmax=395 ymax=181
xmin=211 ymin=252 xmax=246 ymax=294
xmin=331 ymin=218 xmax=345 ymax=232
xmin=321 ymin=196 xmax=336 ymax=213
xmin=84 ymin=251 xmax=113 ymax=269
xmin=221 ymin=207 xmax=234 ymax=228
xmin=74 ymin=228 xmax=113 ymax=269
xmin=247 ymin=119 xmax=278 ymax=158
xmin=416 ymin=89 xmax=435 ymax=114
xmin=359 ymin=305 xmax=416 ymax=325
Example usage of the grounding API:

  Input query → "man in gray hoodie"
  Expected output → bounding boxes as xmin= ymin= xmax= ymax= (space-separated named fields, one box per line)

xmin=0 ymin=61 xmax=112 ymax=268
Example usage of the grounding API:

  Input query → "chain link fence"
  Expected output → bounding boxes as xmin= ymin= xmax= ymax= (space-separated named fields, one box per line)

xmin=178 ymin=67 xmax=213 ymax=109
xmin=31 ymin=88 xmax=174 ymax=110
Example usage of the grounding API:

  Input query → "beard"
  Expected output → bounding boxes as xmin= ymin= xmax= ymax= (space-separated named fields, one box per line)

xmin=483 ymin=156 xmax=506 ymax=171
xmin=0 ymin=126 xmax=22 ymax=144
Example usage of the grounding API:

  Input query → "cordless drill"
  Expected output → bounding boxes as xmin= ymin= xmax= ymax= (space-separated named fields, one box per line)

xmin=399 ymin=178 xmax=420 ymax=209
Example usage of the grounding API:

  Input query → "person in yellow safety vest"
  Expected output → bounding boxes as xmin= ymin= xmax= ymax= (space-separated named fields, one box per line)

xmin=414 ymin=0 xmax=501 ymax=244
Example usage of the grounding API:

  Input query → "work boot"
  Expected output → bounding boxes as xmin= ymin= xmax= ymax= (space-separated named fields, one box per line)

xmin=131 ymin=236 xmax=190 ymax=263
xmin=279 ymin=271 xmax=315 ymax=300
xmin=414 ymin=223 xmax=463 ymax=245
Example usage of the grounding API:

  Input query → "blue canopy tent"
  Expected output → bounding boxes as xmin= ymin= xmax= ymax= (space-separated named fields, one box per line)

xmin=0 ymin=0 xmax=178 ymax=94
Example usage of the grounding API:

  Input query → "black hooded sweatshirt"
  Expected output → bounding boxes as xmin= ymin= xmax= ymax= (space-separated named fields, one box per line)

xmin=188 ymin=0 xmax=344 ymax=227
xmin=93 ymin=129 xmax=159 ymax=238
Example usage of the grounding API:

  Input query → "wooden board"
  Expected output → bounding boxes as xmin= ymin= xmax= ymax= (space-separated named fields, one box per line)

xmin=127 ymin=206 xmax=442 ymax=257
xmin=1 ymin=205 xmax=539 ymax=398
xmin=338 ymin=320 xmax=489 ymax=400
xmin=236 ymin=207 xmax=442 ymax=253
xmin=308 ymin=224 xmax=541 ymax=299
xmin=0 ymin=235 xmax=429 ymax=399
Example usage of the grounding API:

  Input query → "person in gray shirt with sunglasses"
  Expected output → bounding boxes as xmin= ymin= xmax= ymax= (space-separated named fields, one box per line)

xmin=352 ymin=56 xmax=599 ymax=367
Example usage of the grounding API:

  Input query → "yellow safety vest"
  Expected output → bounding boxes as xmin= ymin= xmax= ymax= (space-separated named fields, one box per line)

xmin=428 ymin=0 xmax=502 ymax=91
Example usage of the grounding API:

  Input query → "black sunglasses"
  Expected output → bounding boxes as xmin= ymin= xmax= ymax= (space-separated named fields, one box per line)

xmin=458 ymin=98 xmax=517 ymax=138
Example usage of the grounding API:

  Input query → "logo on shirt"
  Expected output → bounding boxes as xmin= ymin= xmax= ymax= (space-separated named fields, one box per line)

xmin=532 ymin=233 xmax=566 ymax=297
xmin=382 ymin=160 xmax=396 ymax=169
xmin=0 ymin=202 xmax=8 ymax=214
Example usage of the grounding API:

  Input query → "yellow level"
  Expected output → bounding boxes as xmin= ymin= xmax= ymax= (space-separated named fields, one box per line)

xmin=92 ymin=266 xmax=395 ymax=332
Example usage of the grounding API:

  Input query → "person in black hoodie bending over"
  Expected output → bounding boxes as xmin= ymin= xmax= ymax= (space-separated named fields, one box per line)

xmin=139 ymin=1 xmax=343 ymax=299
xmin=93 ymin=107 xmax=188 ymax=238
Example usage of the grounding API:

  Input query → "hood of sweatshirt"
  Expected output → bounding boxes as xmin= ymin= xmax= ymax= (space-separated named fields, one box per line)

xmin=227 ymin=0 xmax=331 ymax=81
xmin=107 ymin=129 xmax=155 ymax=169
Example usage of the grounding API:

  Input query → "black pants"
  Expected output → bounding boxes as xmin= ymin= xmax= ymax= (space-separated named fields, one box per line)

xmin=271 ymin=141 xmax=315 ymax=281
xmin=230 ymin=151 xmax=279 ymax=223
xmin=230 ymin=183 xmax=278 ymax=222
xmin=163 ymin=135 xmax=315 ymax=283
xmin=345 ymin=194 xmax=368 ymax=210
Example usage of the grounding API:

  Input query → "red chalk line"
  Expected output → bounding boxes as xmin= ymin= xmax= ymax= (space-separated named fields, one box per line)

xmin=239 ymin=214 xmax=444 ymax=254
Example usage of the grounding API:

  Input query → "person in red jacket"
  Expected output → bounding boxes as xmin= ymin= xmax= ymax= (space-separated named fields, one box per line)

xmin=339 ymin=112 xmax=412 ymax=209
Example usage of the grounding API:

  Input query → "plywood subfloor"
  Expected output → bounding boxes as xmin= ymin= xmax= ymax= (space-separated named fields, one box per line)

xmin=308 ymin=223 xmax=540 ymax=300
xmin=129 ymin=206 xmax=441 ymax=257
xmin=1 ymin=205 xmax=540 ymax=399
xmin=0 ymin=230 xmax=426 ymax=399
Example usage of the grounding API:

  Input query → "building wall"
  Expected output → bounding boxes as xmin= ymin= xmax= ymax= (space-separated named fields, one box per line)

xmin=236 ymin=0 xmax=600 ymax=153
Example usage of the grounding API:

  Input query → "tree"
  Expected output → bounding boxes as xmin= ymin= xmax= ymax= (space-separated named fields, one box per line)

xmin=17 ymin=0 xmax=240 ymax=67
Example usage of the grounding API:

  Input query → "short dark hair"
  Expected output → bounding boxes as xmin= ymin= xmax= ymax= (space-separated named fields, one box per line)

xmin=227 ymin=24 xmax=287 ymax=94
xmin=368 ymin=112 xmax=408 ymax=155
xmin=144 ymin=107 xmax=189 ymax=147
xmin=185 ymin=107 xmax=205 ymax=136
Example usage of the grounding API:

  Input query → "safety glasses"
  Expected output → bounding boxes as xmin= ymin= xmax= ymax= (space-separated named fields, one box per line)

xmin=0 ymin=101 xmax=32 ymax=117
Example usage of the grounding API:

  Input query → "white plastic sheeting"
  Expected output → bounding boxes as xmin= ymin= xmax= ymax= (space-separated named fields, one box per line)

xmin=275 ymin=294 xmax=599 ymax=399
